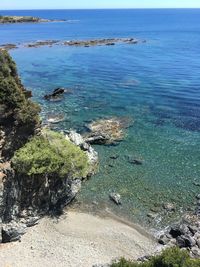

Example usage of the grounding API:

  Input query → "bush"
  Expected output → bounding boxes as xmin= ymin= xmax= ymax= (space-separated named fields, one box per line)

xmin=111 ymin=247 xmax=200 ymax=267
xmin=12 ymin=130 xmax=89 ymax=179
xmin=0 ymin=49 xmax=40 ymax=126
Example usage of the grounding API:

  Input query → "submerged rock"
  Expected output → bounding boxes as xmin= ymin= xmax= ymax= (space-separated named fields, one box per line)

xmin=127 ymin=156 xmax=144 ymax=165
xmin=109 ymin=192 xmax=122 ymax=205
xmin=46 ymin=113 xmax=65 ymax=124
xmin=84 ymin=117 xmax=132 ymax=145
xmin=163 ymin=203 xmax=176 ymax=212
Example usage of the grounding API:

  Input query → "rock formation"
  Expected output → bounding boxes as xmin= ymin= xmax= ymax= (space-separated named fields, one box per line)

xmin=84 ymin=117 xmax=132 ymax=145
xmin=0 ymin=49 xmax=98 ymax=243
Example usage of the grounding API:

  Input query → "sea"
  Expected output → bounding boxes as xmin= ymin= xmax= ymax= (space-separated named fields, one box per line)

xmin=0 ymin=9 xmax=200 ymax=228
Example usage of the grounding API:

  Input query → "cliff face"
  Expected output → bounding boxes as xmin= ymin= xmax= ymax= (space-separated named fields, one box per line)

xmin=0 ymin=50 xmax=98 ymax=242
xmin=0 ymin=48 xmax=40 ymax=159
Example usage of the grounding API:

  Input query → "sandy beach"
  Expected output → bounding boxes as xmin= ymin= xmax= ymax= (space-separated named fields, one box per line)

xmin=0 ymin=211 xmax=156 ymax=267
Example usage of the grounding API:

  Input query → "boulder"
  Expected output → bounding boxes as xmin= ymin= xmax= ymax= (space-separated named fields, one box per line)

xmin=177 ymin=235 xmax=196 ymax=248
xmin=1 ymin=222 xmax=26 ymax=243
xmin=169 ymin=224 xmax=187 ymax=238
xmin=158 ymin=234 xmax=170 ymax=245
xmin=44 ymin=87 xmax=72 ymax=100
xmin=109 ymin=192 xmax=121 ymax=205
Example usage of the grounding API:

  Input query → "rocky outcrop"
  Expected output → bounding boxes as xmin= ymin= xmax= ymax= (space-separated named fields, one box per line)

xmin=158 ymin=198 xmax=200 ymax=258
xmin=84 ymin=117 xmax=132 ymax=145
xmin=66 ymin=130 xmax=98 ymax=176
xmin=0 ymin=16 xmax=66 ymax=24
xmin=0 ymin=37 xmax=145 ymax=50
xmin=63 ymin=38 xmax=139 ymax=47
xmin=44 ymin=87 xmax=72 ymax=101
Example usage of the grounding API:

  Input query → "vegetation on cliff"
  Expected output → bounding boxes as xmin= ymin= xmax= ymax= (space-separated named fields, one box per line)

xmin=111 ymin=247 xmax=200 ymax=267
xmin=12 ymin=130 xmax=89 ymax=178
xmin=0 ymin=49 xmax=40 ymax=158
xmin=0 ymin=49 xmax=40 ymax=127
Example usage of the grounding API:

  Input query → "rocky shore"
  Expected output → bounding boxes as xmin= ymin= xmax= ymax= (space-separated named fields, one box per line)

xmin=0 ymin=37 xmax=145 ymax=50
xmin=157 ymin=197 xmax=200 ymax=258
xmin=0 ymin=15 xmax=67 ymax=24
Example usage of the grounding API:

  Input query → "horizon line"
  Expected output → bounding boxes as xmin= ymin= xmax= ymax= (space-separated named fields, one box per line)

xmin=1 ymin=7 xmax=200 ymax=11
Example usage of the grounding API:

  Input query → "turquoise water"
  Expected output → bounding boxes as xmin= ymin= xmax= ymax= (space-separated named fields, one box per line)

xmin=1 ymin=9 xmax=200 ymax=227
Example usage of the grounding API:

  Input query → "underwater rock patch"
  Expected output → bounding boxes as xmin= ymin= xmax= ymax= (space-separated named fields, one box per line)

xmin=84 ymin=117 xmax=132 ymax=145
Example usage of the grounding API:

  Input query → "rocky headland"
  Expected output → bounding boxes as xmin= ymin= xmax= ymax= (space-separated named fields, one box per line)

xmin=0 ymin=49 xmax=98 ymax=243
xmin=0 ymin=15 xmax=67 ymax=24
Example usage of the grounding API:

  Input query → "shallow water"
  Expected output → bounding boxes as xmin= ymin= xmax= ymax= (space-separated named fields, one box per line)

xmin=1 ymin=9 xmax=200 ymax=227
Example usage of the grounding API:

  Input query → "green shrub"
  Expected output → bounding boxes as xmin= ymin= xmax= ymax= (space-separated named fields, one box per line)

xmin=0 ymin=49 xmax=40 ymax=126
xmin=12 ymin=130 xmax=89 ymax=179
xmin=111 ymin=247 xmax=200 ymax=267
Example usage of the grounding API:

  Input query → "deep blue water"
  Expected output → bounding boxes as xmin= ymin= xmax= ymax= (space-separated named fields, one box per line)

xmin=0 ymin=9 xmax=200 ymax=227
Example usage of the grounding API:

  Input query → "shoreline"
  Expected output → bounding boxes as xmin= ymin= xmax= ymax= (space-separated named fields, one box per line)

xmin=0 ymin=210 xmax=157 ymax=267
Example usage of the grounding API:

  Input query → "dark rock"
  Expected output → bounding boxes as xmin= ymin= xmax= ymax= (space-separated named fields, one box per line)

xmin=196 ymin=194 xmax=200 ymax=200
xmin=169 ymin=225 xmax=185 ymax=238
xmin=110 ymin=155 xmax=119 ymax=160
xmin=158 ymin=234 xmax=170 ymax=245
xmin=193 ymin=181 xmax=200 ymax=187
xmin=176 ymin=236 xmax=186 ymax=248
xmin=1 ymin=223 xmax=26 ymax=243
xmin=109 ymin=193 xmax=121 ymax=205
xmin=176 ymin=235 xmax=196 ymax=248
xmin=106 ymin=43 xmax=115 ymax=46
xmin=188 ymin=225 xmax=198 ymax=235
xmin=131 ymin=159 xmax=143 ymax=165
xmin=44 ymin=87 xmax=65 ymax=100
xmin=183 ymin=235 xmax=196 ymax=248
xmin=84 ymin=133 xmax=110 ymax=145
xmin=127 ymin=156 xmax=143 ymax=165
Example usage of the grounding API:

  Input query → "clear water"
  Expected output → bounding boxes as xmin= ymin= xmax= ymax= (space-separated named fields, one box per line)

xmin=1 ymin=9 xmax=200 ymax=227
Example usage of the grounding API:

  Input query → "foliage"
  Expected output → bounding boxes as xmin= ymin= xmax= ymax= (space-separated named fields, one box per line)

xmin=12 ymin=130 xmax=89 ymax=179
xmin=0 ymin=49 xmax=40 ymax=126
xmin=111 ymin=247 xmax=200 ymax=267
